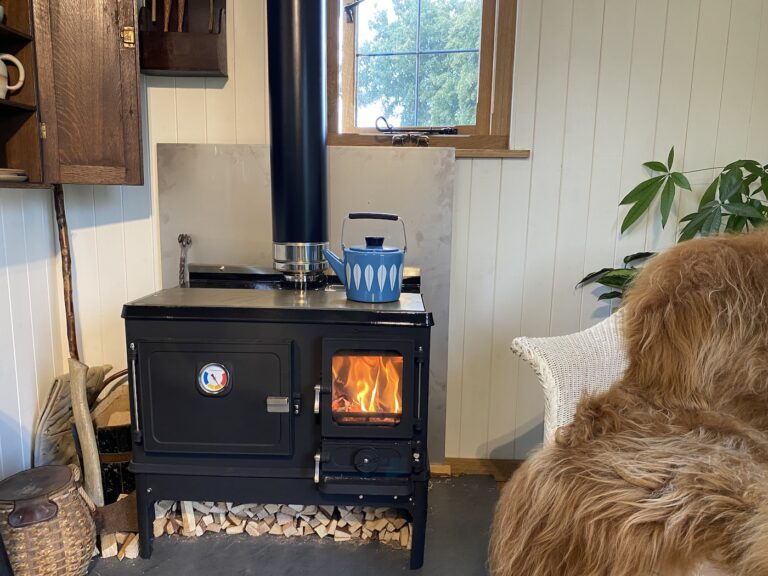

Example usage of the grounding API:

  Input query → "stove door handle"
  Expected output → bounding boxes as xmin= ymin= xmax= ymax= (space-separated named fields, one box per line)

xmin=314 ymin=451 xmax=321 ymax=483
xmin=313 ymin=384 xmax=321 ymax=414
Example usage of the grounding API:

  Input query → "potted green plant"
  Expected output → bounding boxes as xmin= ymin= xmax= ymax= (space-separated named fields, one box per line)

xmin=579 ymin=148 xmax=768 ymax=300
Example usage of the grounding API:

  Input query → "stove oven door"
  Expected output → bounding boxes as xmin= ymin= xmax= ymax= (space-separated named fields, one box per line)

xmin=136 ymin=340 xmax=293 ymax=456
xmin=320 ymin=339 xmax=418 ymax=440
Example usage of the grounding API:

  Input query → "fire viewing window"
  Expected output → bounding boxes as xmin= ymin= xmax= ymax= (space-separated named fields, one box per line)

xmin=327 ymin=0 xmax=518 ymax=155
xmin=331 ymin=351 xmax=404 ymax=425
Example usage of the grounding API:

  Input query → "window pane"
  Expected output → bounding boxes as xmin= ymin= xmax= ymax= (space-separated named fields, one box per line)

xmin=417 ymin=52 xmax=479 ymax=125
xmin=419 ymin=0 xmax=483 ymax=52
xmin=356 ymin=0 xmax=418 ymax=54
xmin=356 ymin=54 xmax=418 ymax=127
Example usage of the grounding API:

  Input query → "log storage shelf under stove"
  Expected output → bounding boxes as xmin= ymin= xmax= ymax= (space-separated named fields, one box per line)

xmin=122 ymin=287 xmax=433 ymax=569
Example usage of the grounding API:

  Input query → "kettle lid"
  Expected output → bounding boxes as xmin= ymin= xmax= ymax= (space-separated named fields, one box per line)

xmin=348 ymin=236 xmax=400 ymax=253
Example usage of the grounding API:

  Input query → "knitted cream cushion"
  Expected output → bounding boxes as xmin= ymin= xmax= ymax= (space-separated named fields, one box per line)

xmin=510 ymin=309 xmax=727 ymax=576
xmin=510 ymin=309 xmax=627 ymax=445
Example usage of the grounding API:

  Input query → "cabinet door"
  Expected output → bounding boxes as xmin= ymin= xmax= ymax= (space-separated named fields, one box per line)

xmin=33 ymin=0 xmax=143 ymax=185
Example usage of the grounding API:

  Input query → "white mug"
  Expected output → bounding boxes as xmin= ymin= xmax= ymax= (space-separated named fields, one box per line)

xmin=0 ymin=54 xmax=25 ymax=99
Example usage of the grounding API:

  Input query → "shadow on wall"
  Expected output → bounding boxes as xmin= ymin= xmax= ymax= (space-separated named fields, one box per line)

xmin=487 ymin=420 xmax=544 ymax=462
xmin=0 ymin=410 xmax=31 ymax=480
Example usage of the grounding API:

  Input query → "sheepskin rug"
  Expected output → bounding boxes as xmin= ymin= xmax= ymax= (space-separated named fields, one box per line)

xmin=490 ymin=231 xmax=768 ymax=576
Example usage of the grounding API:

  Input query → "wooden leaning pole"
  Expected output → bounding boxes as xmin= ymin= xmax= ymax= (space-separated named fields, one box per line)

xmin=53 ymin=184 xmax=105 ymax=507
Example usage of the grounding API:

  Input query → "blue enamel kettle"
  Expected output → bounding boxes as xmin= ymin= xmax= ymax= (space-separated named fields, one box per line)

xmin=324 ymin=212 xmax=407 ymax=303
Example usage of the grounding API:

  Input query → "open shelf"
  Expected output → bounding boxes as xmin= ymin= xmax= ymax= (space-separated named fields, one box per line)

xmin=0 ymin=99 xmax=36 ymax=115
xmin=0 ymin=23 xmax=33 ymax=45
xmin=0 ymin=181 xmax=49 ymax=189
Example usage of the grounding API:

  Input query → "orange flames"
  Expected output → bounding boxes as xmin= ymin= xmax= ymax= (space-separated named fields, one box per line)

xmin=331 ymin=354 xmax=403 ymax=424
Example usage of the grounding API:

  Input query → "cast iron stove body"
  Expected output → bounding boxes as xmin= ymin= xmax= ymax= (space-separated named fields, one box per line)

xmin=122 ymin=285 xmax=433 ymax=569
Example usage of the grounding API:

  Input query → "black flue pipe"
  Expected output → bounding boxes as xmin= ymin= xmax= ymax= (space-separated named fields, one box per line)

xmin=266 ymin=0 xmax=328 ymax=248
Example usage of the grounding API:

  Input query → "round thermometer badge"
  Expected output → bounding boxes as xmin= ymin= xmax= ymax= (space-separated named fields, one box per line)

xmin=198 ymin=363 xmax=230 ymax=395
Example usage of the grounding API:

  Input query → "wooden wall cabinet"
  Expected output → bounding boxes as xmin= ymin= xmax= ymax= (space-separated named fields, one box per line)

xmin=1 ymin=0 xmax=143 ymax=187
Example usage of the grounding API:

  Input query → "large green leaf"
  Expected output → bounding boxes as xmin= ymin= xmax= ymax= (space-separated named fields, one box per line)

xmin=621 ymin=177 xmax=667 ymax=233
xmin=679 ymin=208 xmax=717 ymax=241
xmin=660 ymin=178 xmax=676 ymax=228
xmin=725 ymin=215 xmax=747 ymax=233
xmin=670 ymin=172 xmax=692 ymax=190
xmin=598 ymin=291 xmax=624 ymax=301
xmin=719 ymin=168 xmax=743 ymax=202
xmin=703 ymin=208 xmax=722 ymax=235
xmin=699 ymin=177 xmax=719 ymax=208
xmin=576 ymin=268 xmax=614 ymax=287
xmin=623 ymin=251 xmax=656 ymax=265
xmin=643 ymin=161 xmax=669 ymax=173
xmin=620 ymin=175 xmax=666 ymax=205
xmin=722 ymin=202 xmax=764 ymax=219
xmin=596 ymin=268 xmax=637 ymax=289
xmin=667 ymin=147 xmax=675 ymax=170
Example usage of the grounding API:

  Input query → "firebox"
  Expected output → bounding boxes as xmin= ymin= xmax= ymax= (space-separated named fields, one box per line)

xmin=122 ymin=283 xmax=433 ymax=569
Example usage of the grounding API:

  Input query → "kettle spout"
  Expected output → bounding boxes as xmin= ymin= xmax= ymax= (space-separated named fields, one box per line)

xmin=323 ymin=248 xmax=346 ymax=285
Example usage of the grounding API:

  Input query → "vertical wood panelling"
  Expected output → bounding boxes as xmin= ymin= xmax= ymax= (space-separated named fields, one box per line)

xmin=0 ymin=192 xmax=26 ymax=477
xmin=578 ymin=0 xmax=637 ymax=328
xmin=234 ymin=0 xmax=268 ymax=144
xmin=444 ymin=159 xmax=472 ymax=458
xmin=0 ymin=188 xmax=61 ymax=478
xmin=747 ymin=2 xmax=768 ymax=160
xmin=458 ymin=160 xmax=502 ymax=457
xmin=645 ymin=0 xmax=700 ymax=252
xmin=205 ymin=0 xmax=237 ymax=144
xmin=514 ymin=0 xmax=574 ymax=458
xmin=548 ymin=0 xmax=604 ymax=337
xmin=714 ymin=0 xmax=763 ymax=164
xmin=446 ymin=0 xmax=768 ymax=458
xmin=613 ymin=0 xmax=668 ymax=262
xmin=679 ymin=0 xmax=731 ymax=218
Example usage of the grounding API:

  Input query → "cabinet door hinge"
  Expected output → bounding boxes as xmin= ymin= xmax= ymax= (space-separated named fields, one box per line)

xmin=39 ymin=122 xmax=47 ymax=140
xmin=121 ymin=26 xmax=136 ymax=48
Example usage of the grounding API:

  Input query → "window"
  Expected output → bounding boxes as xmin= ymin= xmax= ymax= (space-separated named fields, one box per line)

xmin=327 ymin=0 xmax=523 ymax=156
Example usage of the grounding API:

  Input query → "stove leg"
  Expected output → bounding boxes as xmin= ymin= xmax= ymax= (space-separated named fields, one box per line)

xmin=409 ymin=480 xmax=428 ymax=570
xmin=136 ymin=476 xmax=154 ymax=559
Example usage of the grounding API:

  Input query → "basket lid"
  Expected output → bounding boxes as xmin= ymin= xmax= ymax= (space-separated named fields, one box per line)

xmin=0 ymin=465 xmax=72 ymax=502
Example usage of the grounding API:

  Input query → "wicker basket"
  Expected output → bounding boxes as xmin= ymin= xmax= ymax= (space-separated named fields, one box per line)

xmin=0 ymin=465 xmax=96 ymax=576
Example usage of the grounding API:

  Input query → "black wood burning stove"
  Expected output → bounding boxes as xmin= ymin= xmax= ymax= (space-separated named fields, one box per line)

xmin=123 ymin=288 xmax=432 ymax=568
xmin=123 ymin=0 xmax=435 ymax=569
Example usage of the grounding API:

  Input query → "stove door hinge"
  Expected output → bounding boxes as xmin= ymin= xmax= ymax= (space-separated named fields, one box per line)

xmin=292 ymin=392 xmax=302 ymax=415
xmin=128 ymin=342 xmax=143 ymax=445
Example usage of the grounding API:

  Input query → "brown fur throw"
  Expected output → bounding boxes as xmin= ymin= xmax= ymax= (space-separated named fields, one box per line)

xmin=490 ymin=231 xmax=768 ymax=576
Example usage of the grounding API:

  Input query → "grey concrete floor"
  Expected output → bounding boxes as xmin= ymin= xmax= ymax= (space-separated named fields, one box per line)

xmin=88 ymin=476 xmax=498 ymax=576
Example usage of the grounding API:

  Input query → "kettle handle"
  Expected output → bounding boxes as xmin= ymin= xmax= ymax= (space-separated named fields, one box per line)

xmin=341 ymin=212 xmax=407 ymax=253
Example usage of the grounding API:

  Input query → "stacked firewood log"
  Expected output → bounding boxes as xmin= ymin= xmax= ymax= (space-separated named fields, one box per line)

xmin=100 ymin=501 xmax=412 ymax=561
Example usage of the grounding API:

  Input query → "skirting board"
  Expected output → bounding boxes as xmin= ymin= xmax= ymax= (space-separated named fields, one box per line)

xmin=430 ymin=459 xmax=523 ymax=482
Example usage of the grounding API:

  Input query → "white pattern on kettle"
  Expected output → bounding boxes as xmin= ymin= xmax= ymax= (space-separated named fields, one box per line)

xmin=364 ymin=265 xmax=374 ymax=292
xmin=353 ymin=264 xmax=361 ymax=290
xmin=377 ymin=265 xmax=387 ymax=292
xmin=389 ymin=265 xmax=397 ymax=290
xmin=346 ymin=263 xmax=351 ymax=289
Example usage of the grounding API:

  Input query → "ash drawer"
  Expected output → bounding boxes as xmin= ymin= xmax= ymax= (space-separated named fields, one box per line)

xmin=135 ymin=340 xmax=293 ymax=456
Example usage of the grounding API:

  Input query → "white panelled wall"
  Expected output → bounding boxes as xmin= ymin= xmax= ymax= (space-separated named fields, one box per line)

xmin=447 ymin=0 xmax=768 ymax=460
xmin=1 ymin=0 xmax=767 ymax=476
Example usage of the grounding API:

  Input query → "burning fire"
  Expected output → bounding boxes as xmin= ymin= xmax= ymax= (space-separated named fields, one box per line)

xmin=331 ymin=354 xmax=403 ymax=424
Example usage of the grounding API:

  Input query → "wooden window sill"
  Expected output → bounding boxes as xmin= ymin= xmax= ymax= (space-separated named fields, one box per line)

xmin=455 ymin=149 xmax=530 ymax=159
xmin=328 ymin=133 xmax=531 ymax=159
